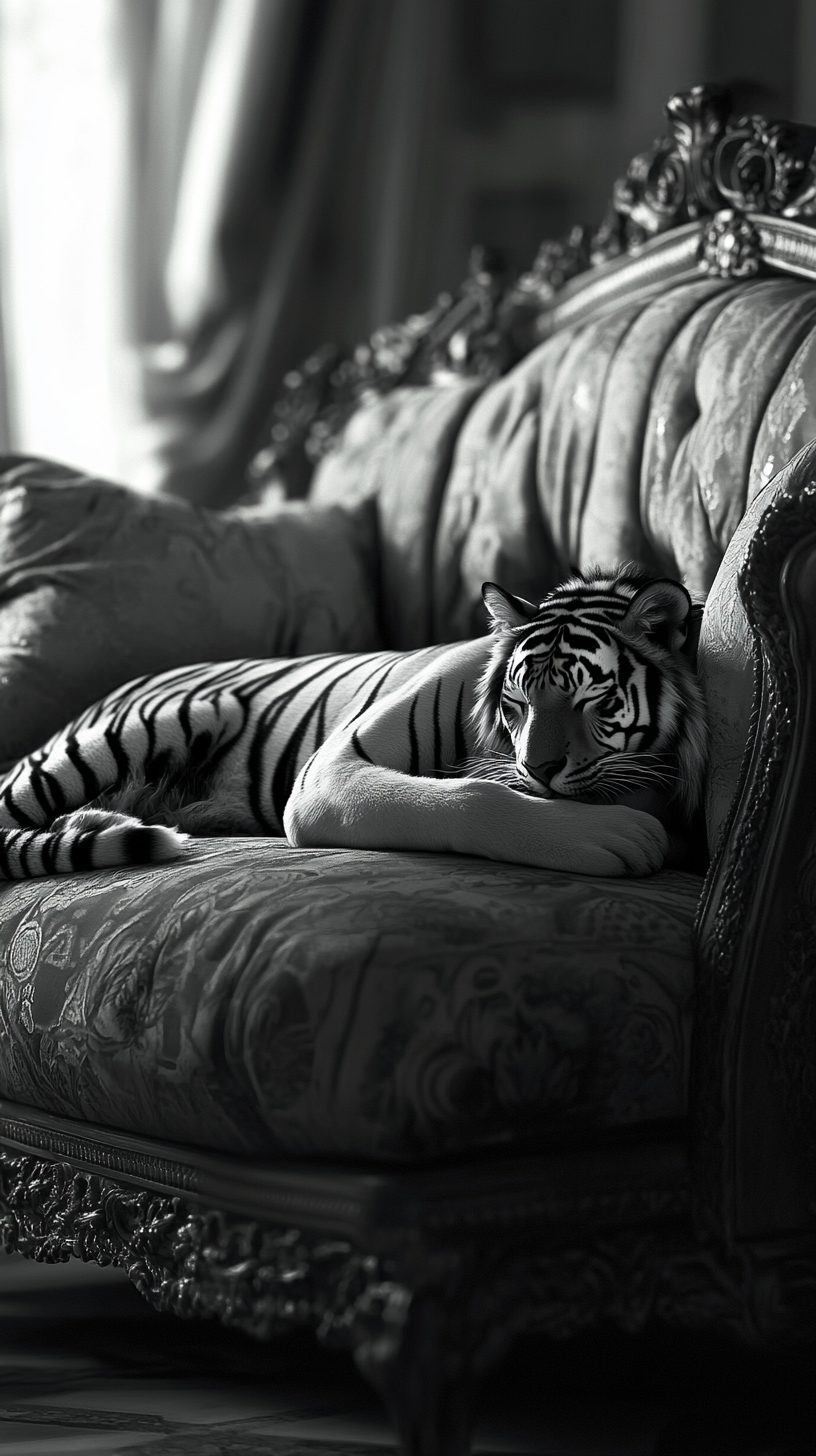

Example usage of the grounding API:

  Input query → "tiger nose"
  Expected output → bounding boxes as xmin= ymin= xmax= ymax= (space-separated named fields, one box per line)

xmin=525 ymin=756 xmax=566 ymax=788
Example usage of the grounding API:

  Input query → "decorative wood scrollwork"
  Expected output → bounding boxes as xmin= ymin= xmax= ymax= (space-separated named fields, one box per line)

xmin=2 ymin=1148 xmax=814 ymax=1453
xmin=694 ymin=478 xmax=816 ymax=1238
xmin=0 ymin=1153 xmax=407 ymax=1346
xmin=247 ymin=245 xmax=512 ymax=498
xmin=591 ymin=86 xmax=731 ymax=263
xmin=592 ymin=86 xmax=816 ymax=265
xmin=766 ymin=822 xmax=816 ymax=1164
xmin=698 ymin=211 xmax=762 ymax=278
xmin=249 ymin=84 xmax=816 ymax=499
xmin=2 ymin=1150 xmax=814 ymax=1355
xmin=716 ymin=114 xmax=816 ymax=215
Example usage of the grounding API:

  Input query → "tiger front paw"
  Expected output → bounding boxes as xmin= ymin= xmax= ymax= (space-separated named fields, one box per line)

xmin=515 ymin=799 xmax=668 ymax=877
xmin=559 ymin=803 xmax=668 ymax=876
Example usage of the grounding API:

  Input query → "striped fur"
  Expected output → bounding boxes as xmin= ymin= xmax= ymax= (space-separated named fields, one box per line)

xmin=0 ymin=567 xmax=706 ymax=879
xmin=0 ymin=647 xmax=453 ymax=877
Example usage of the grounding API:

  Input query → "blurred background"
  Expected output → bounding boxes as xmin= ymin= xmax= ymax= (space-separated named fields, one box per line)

xmin=0 ymin=0 xmax=812 ymax=501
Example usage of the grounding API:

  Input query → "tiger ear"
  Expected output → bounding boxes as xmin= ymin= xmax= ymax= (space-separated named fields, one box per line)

xmin=482 ymin=582 xmax=538 ymax=632
xmin=621 ymin=578 xmax=692 ymax=651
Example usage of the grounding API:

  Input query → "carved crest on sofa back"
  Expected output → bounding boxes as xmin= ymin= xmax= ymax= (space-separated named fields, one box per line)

xmin=250 ymin=83 xmax=816 ymax=499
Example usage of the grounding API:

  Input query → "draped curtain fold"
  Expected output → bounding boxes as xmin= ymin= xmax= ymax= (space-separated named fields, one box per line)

xmin=0 ymin=0 xmax=456 ymax=503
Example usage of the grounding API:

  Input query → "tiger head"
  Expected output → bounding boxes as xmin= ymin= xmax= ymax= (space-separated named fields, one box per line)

xmin=472 ymin=567 xmax=707 ymax=822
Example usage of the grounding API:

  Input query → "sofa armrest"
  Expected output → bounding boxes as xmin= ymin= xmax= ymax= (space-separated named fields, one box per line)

xmin=695 ymin=456 xmax=816 ymax=1245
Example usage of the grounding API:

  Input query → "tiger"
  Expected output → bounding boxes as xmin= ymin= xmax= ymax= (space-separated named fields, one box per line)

xmin=0 ymin=567 xmax=707 ymax=881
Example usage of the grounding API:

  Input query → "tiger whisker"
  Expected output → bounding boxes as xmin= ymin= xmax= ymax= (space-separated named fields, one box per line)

xmin=578 ymin=770 xmax=675 ymax=789
xmin=594 ymin=758 xmax=678 ymax=781
xmin=594 ymin=769 xmax=676 ymax=789
xmin=455 ymin=752 xmax=518 ymax=786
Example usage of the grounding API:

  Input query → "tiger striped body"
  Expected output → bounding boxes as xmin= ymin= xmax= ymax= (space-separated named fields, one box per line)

xmin=0 ymin=646 xmax=453 ymax=875
xmin=0 ymin=569 xmax=705 ymax=880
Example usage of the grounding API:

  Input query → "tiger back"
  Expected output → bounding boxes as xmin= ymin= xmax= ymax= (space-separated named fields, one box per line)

xmin=0 ymin=648 xmax=451 ymax=877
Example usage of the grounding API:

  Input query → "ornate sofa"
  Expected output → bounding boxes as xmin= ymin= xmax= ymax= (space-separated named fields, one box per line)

xmin=0 ymin=87 xmax=814 ymax=1455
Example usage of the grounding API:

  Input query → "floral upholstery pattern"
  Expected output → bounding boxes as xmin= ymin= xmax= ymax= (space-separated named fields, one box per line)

xmin=0 ymin=841 xmax=699 ymax=1160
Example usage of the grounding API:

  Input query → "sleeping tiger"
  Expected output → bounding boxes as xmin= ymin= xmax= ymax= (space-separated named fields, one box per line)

xmin=0 ymin=567 xmax=707 ymax=881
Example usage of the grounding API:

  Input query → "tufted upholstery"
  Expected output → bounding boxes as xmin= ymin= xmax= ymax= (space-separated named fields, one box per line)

xmin=313 ymin=276 xmax=816 ymax=642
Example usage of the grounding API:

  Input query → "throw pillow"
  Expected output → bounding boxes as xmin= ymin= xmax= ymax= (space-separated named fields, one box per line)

xmin=0 ymin=456 xmax=380 ymax=767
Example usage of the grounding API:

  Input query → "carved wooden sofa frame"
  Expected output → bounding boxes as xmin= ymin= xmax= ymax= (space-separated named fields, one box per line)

xmin=1 ymin=87 xmax=815 ymax=1456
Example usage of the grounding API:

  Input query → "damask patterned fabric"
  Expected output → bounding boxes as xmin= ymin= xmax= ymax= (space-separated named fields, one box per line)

xmin=0 ymin=841 xmax=699 ymax=1160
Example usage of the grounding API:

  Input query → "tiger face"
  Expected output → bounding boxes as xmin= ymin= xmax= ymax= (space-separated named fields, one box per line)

xmin=473 ymin=568 xmax=708 ymax=821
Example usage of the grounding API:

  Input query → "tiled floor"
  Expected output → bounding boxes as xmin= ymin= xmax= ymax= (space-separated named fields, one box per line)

xmin=0 ymin=1251 xmax=812 ymax=1455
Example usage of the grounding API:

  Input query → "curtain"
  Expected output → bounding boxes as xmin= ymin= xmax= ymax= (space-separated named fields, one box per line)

xmin=0 ymin=0 xmax=137 ymax=478
xmin=0 ymin=0 xmax=457 ymax=504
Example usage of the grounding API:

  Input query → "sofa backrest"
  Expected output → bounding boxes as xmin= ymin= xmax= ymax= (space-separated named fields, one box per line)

xmin=296 ymin=84 xmax=816 ymax=864
xmin=310 ymin=274 xmax=816 ymax=652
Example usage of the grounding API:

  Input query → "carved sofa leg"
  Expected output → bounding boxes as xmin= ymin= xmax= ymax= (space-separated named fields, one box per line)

xmin=352 ymin=1288 xmax=473 ymax=1456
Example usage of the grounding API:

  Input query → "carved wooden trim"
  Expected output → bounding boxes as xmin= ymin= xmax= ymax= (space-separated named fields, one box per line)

xmin=0 ymin=1098 xmax=692 ymax=1238
xmin=1 ymin=1148 xmax=813 ymax=1456
xmin=0 ymin=1152 xmax=402 ymax=1343
xmin=752 ymin=215 xmax=816 ymax=278
xmin=247 ymin=244 xmax=512 ymax=499
xmin=753 ymin=536 xmax=816 ymax=1188
xmin=765 ymin=821 xmax=816 ymax=1161
xmin=589 ymin=86 xmax=816 ymax=266
xmin=249 ymin=84 xmax=816 ymax=499
xmin=0 ymin=1101 xmax=369 ymax=1231
xmin=0 ymin=1150 xmax=812 ymax=1352
xmin=694 ymin=476 xmax=816 ymax=1242
xmin=536 ymin=222 xmax=704 ymax=333
xmin=0 ymin=1114 xmax=200 ymax=1197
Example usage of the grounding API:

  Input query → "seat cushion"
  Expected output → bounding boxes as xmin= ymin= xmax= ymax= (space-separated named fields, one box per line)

xmin=0 ymin=457 xmax=380 ymax=766
xmin=0 ymin=841 xmax=700 ymax=1162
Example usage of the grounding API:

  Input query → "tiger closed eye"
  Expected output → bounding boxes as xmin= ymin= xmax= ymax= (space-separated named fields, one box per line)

xmin=501 ymin=699 xmax=526 ymax=729
xmin=588 ymin=692 xmax=621 ymax=717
